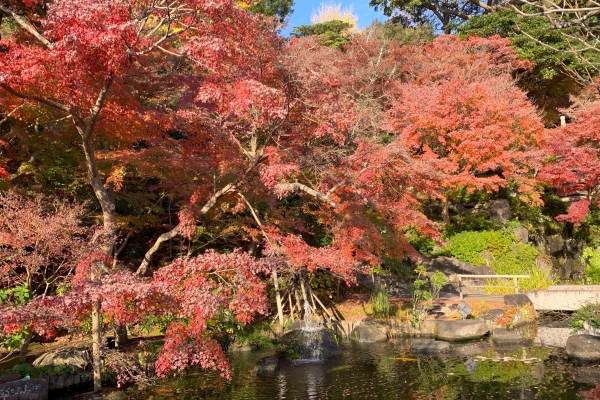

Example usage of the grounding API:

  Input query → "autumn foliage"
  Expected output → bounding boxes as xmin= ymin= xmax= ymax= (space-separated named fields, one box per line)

xmin=539 ymin=86 xmax=600 ymax=225
xmin=1 ymin=0 xmax=598 ymax=385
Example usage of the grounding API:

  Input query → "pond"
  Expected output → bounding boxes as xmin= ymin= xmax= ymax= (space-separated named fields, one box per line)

xmin=134 ymin=339 xmax=599 ymax=400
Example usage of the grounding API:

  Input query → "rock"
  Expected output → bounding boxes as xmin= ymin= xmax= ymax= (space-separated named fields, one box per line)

xmin=546 ymin=235 xmax=565 ymax=255
xmin=534 ymin=327 xmax=571 ymax=348
xmin=450 ymin=341 xmax=492 ymax=357
xmin=278 ymin=329 xmax=340 ymax=360
xmin=513 ymin=227 xmax=529 ymax=244
xmin=254 ymin=356 xmax=280 ymax=373
xmin=478 ymin=309 xmax=504 ymax=330
xmin=0 ymin=379 xmax=48 ymax=400
xmin=426 ymin=256 xmax=494 ymax=276
xmin=561 ymin=257 xmax=577 ymax=280
xmin=488 ymin=199 xmax=511 ymax=224
xmin=435 ymin=320 xmax=489 ymax=341
xmin=536 ymin=258 xmax=554 ymax=281
xmin=492 ymin=328 xmax=525 ymax=344
xmin=350 ymin=323 xmax=387 ymax=343
xmin=504 ymin=294 xmax=533 ymax=307
xmin=566 ymin=335 xmax=600 ymax=361
xmin=32 ymin=348 xmax=90 ymax=370
xmin=410 ymin=340 xmax=451 ymax=356
xmin=104 ymin=391 xmax=128 ymax=400
xmin=0 ymin=374 xmax=22 ymax=384
xmin=570 ymin=364 xmax=600 ymax=384
xmin=289 ymin=320 xmax=324 ymax=331
xmin=583 ymin=320 xmax=600 ymax=336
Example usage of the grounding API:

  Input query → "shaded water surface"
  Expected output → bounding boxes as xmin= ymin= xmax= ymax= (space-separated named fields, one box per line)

xmin=139 ymin=340 xmax=598 ymax=399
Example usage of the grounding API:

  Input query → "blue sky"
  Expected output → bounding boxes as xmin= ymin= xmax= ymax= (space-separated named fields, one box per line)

xmin=284 ymin=1 xmax=388 ymax=35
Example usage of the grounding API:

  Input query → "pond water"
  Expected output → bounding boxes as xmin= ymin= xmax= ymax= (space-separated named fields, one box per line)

xmin=137 ymin=339 xmax=599 ymax=400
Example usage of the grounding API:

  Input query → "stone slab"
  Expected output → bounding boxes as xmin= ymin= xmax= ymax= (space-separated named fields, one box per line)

xmin=547 ymin=285 xmax=600 ymax=291
xmin=0 ymin=379 xmax=48 ymax=400
xmin=526 ymin=290 xmax=600 ymax=311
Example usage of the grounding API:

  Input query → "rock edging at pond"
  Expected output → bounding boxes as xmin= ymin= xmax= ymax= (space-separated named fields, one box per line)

xmin=435 ymin=320 xmax=489 ymax=341
xmin=566 ymin=335 xmax=600 ymax=361
xmin=0 ymin=378 xmax=48 ymax=400
xmin=492 ymin=328 xmax=526 ymax=344
xmin=349 ymin=323 xmax=387 ymax=342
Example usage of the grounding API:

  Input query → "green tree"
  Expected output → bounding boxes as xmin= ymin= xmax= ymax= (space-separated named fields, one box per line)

xmin=248 ymin=0 xmax=294 ymax=22
xmin=459 ymin=9 xmax=600 ymax=123
xmin=369 ymin=0 xmax=499 ymax=33
xmin=292 ymin=20 xmax=353 ymax=48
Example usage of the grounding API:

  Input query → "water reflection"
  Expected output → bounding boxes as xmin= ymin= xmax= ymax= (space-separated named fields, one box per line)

xmin=139 ymin=340 xmax=595 ymax=400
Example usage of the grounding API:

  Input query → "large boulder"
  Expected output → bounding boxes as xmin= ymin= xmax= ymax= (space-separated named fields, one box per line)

xmin=349 ymin=323 xmax=387 ymax=343
xmin=435 ymin=320 xmax=489 ymax=341
xmin=566 ymin=335 xmax=600 ymax=361
xmin=0 ymin=379 xmax=48 ymax=400
xmin=488 ymin=199 xmax=511 ymax=224
xmin=410 ymin=340 xmax=451 ymax=356
xmin=254 ymin=356 xmax=280 ymax=373
xmin=278 ymin=329 xmax=340 ymax=360
xmin=545 ymin=235 xmax=565 ymax=255
xmin=33 ymin=348 xmax=90 ymax=370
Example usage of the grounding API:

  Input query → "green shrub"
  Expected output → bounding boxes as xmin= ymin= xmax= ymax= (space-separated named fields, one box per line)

xmin=582 ymin=247 xmax=600 ymax=284
xmin=446 ymin=231 xmax=512 ymax=265
xmin=430 ymin=271 xmax=448 ymax=299
xmin=447 ymin=230 xmax=551 ymax=291
xmin=371 ymin=286 xmax=390 ymax=319
xmin=444 ymin=211 xmax=499 ymax=236
xmin=383 ymin=257 xmax=418 ymax=280
xmin=568 ymin=303 xmax=600 ymax=331
xmin=490 ymin=244 xmax=538 ymax=275
xmin=405 ymin=229 xmax=436 ymax=255
xmin=6 ymin=363 xmax=75 ymax=378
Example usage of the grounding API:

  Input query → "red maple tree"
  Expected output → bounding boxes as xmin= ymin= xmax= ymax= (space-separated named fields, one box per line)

xmin=539 ymin=85 xmax=600 ymax=225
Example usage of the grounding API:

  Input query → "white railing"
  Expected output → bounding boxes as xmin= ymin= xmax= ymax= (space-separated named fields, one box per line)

xmin=455 ymin=274 xmax=531 ymax=299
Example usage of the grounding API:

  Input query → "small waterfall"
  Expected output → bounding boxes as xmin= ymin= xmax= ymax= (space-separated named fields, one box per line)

xmin=302 ymin=299 xmax=321 ymax=332
xmin=279 ymin=298 xmax=340 ymax=362
xmin=301 ymin=299 xmax=323 ymax=360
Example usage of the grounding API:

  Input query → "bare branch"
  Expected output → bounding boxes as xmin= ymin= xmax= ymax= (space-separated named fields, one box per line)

xmin=276 ymin=182 xmax=337 ymax=208
xmin=0 ymin=5 xmax=52 ymax=48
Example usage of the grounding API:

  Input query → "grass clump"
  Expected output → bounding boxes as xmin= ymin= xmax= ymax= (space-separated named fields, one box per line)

xmin=371 ymin=286 xmax=390 ymax=319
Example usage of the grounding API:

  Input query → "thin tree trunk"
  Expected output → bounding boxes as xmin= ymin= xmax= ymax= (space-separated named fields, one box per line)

xmin=114 ymin=325 xmax=128 ymax=347
xmin=293 ymin=283 xmax=302 ymax=318
xmin=19 ymin=332 xmax=33 ymax=363
xmin=91 ymin=298 xmax=102 ymax=392
xmin=288 ymin=292 xmax=295 ymax=321
xmin=442 ymin=199 xmax=450 ymax=225
xmin=90 ymin=265 xmax=103 ymax=393
xmin=273 ymin=269 xmax=284 ymax=327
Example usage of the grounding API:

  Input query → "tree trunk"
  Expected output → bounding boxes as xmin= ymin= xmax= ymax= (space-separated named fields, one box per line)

xmin=273 ymin=269 xmax=284 ymax=327
xmin=442 ymin=199 xmax=450 ymax=225
xmin=19 ymin=332 xmax=33 ymax=363
xmin=114 ymin=325 xmax=129 ymax=347
xmin=91 ymin=298 xmax=102 ymax=392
